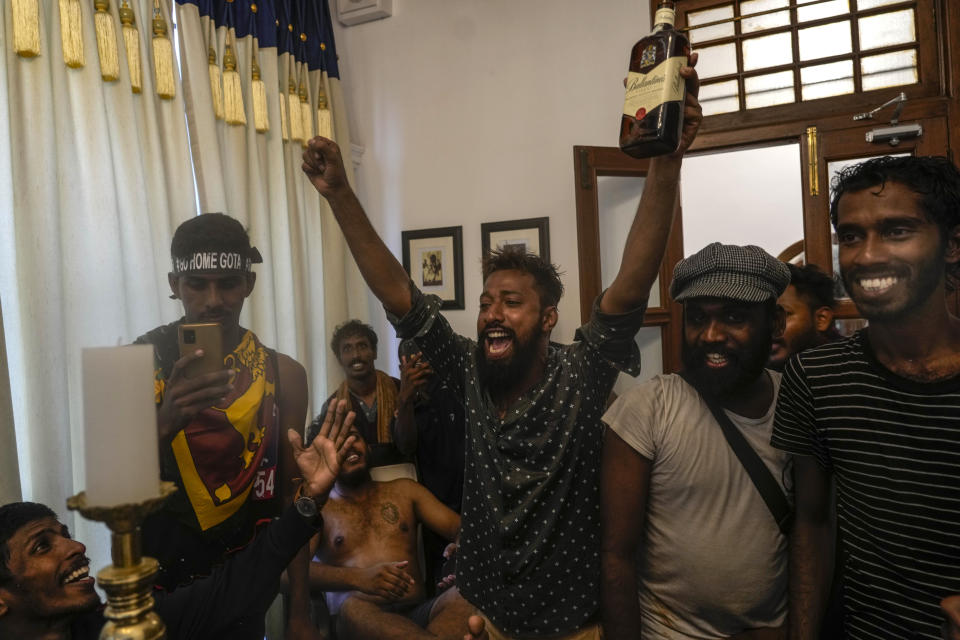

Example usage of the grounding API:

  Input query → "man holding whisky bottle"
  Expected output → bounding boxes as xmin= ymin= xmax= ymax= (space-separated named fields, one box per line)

xmin=299 ymin=55 xmax=700 ymax=640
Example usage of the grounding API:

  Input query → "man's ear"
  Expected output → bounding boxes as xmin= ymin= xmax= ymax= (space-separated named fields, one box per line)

xmin=814 ymin=306 xmax=835 ymax=333
xmin=244 ymin=272 xmax=257 ymax=297
xmin=0 ymin=588 xmax=10 ymax=618
xmin=946 ymin=224 xmax=960 ymax=266
xmin=167 ymin=273 xmax=180 ymax=300
xmin=541 ymin=306 xmax=559 ymax=333
xmin=772 ymin=304 xmax=786 ymax=339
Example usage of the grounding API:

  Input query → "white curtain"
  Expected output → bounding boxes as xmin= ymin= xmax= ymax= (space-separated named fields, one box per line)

xmin=0 ymin=0 xmax=196 ymax=566
xmin=174 ymin=3 xmax=363 ymax=410
xmin=0 ymin=300 xmax=20 ymax=505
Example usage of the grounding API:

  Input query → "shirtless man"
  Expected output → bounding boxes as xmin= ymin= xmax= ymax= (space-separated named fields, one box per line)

xmin=310 ymin=428 xmax=478 ymax=640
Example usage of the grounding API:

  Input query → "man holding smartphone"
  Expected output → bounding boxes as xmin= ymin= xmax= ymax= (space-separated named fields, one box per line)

xmin=133 ymin=213 xmax=318 ymax=640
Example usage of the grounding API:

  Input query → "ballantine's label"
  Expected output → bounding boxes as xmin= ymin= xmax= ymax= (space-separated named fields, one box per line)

xmin=623 ymin=55 xmax=685 ymax=120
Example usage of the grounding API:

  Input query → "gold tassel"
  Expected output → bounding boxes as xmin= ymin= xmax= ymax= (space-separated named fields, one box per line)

xmin=119 ymin=2 xmax=142 ymax=93
xmin=279 ymin=76 xmax=290 ymax=141
xmin=251 ymin=44 xmax=269 ymax=133
xmin=94 ymin=0 xmax=120 ymax=81
xmin=12 ymin=0 xmax=41 ymax=58
xmin=299 ymin=68 xmax=313 ymax=146
xmin=208 ymin=52 xmax=224 ymax=118
xmin=207 ymin=21 xmax=223 ymax=119
xmin=60 ymin=0 xmax=85 ymax=68
xmin=288 ymin=70 xmax=304 ymax=142
xmin=151 ymin=1 xmax=175 ymax=99
xmin=222 ymin=36 xmax=246 ymax=126
xmin=316 ymin=81 xmax=333 ymax=140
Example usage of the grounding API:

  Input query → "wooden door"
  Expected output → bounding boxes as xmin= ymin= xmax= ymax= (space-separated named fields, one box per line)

xmin=574 ymin=147 xmax=685 ymax=376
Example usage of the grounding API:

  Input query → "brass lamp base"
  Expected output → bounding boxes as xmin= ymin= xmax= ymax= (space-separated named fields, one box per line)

xmin=67 ymin=482 xmax=177 ymax=640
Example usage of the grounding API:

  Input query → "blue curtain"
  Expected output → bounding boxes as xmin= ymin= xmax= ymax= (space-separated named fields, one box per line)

xmin=176 ymin=0 xmax=340 ymax=76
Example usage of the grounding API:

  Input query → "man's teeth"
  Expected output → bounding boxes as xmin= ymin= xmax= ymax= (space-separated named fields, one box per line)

xmin=858 ymin=276 xmax=899 ymax=292
xmin=487 ymin=341 xmax=510 ymax=355
xmin=706 ymin=353 xmax=727 ymax=365
xmin=347 ymin=454 xmax=360 ymax=462
xmin=63 ymin=566 xmax=89 ymax=584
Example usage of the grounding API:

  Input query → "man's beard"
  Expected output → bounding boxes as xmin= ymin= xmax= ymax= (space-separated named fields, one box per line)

xmin=842 ymin=250 xmax=944 ymax=322
xmin=338 ymin=463 xmax=370 ymax=487
xmin=476 ymin=326 xmax=543 ymax=400
xmin=683 ymin=326 xmax=772 ymax=399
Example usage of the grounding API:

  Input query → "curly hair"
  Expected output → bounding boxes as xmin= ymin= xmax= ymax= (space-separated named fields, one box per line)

xmin=830 ymin=155 xmax=960 ymax=281
xmin=482 ymin=246 xmax=565 ymax=308
xmin=330 ymin=319 xmax=378 ymax=357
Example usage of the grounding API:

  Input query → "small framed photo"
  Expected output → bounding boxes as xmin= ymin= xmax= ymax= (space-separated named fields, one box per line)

xmin=401 ymin=226 xmax=464 ymax=310
xmin=481 ymin=217 xmax=551 ymax=262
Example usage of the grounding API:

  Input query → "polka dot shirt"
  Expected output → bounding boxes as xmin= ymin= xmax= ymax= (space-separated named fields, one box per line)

xmin=390 ymin=288 xmax=645 ymax=636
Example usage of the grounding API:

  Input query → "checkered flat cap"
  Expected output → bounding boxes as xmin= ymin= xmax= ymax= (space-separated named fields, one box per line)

xmin=669 ymin=242 xmax=790 ymax=303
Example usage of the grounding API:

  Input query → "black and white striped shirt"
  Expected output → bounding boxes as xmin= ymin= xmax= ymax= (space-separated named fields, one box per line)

xmin=772 ymin=330 xmax=960 ymax=640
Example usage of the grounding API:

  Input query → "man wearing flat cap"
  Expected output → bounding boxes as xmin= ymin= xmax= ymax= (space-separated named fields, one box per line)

xmin=600 ymin=243 xmax=791 ymax=640
xmin=133 ymin=213 xmax=317 ymax=639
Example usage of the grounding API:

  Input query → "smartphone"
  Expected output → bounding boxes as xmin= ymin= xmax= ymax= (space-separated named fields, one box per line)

xmin=178 ymin=323 xmax=224 ymax=378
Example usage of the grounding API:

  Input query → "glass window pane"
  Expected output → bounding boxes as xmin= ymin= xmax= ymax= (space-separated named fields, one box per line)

xmin=801 ymin=60 xmax=854 ymax=100
xmin=699 ymin=80 xmax=739 ymax=115
xmin=686 ymin=5 xmax=735 ymax=44
xmin=681 ymin=142 xmax=804 ymax=259
xmin=799 ymin=21 xmax=852 ymax=61
xmin=857 ymin=0 xmax=903 ymax=8
xmin=800 ymin=60 xmax=854 ymax=100
xmin=596 ymin=176 xmax=657 ymax=304
xmin=861 ymin=49 xmax=918 ymax=90
xmin=695 ymin=43 xmax=738 ymax=79
xmin=612 ymin=326 xmax=663 ymax=394
xmin=741 ymin=0 xmax=789 ymax=33
xmin=797 ymin=0 xmax=849 ymax=22
xmin=743 ymin=32 xmax=794 ymax=71
xmin=859 ymin=9 xmax=916 ymax=50
xmin=745 ymin=70 xmax=795 ymax=108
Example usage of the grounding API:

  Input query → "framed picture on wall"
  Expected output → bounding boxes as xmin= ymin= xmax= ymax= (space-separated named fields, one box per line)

xmin=481 ymin=217 xmax=550 ymax=262
xmin=401 ymin=226 xmax=464 ymax=310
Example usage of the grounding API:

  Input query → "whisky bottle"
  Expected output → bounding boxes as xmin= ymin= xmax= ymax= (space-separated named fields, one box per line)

xmin=619 ymin=1 xmax=690 ymax=159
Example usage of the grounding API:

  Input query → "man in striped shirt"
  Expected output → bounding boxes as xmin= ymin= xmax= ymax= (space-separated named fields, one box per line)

xmin=771 ymin=155 xmax=960 ymax=640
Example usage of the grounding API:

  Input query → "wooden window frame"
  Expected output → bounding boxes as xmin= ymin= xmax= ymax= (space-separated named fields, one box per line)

xmin=671 ymin=0 xmax=945 ymax=134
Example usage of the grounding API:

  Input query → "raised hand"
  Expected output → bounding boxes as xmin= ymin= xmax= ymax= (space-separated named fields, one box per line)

xmin=287 ymin=399 xmax=357 ymax=501
xmin=398 ymin=352 xmax=434 ymax=406
xmin=358 ymin=560 xmax=416 ymax=601
xmin=157 ymin=350 xmax=234 ymax=441
xmin=672 ymin=51 xmax=702 ymax=157
xmin=302 ymin=136 xmax=350 ymax=197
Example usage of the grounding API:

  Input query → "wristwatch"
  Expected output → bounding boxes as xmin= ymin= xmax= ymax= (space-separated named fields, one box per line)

xmin=294 ymin=484 xmax=325 ymax=527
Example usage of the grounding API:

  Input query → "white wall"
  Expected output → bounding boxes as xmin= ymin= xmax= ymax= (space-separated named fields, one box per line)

xmin=331 ymin=0 xmax=651 ymax=371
